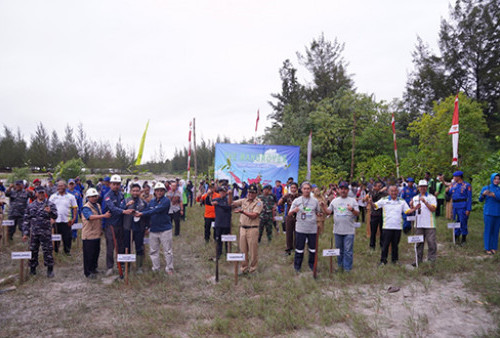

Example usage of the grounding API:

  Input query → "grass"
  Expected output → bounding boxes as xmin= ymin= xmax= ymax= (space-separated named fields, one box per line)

xmin=0 ymin=204 xmax=499 ymax=337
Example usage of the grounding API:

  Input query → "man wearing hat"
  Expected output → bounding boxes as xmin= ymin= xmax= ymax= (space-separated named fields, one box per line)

xmin=5 ymin=180 xmax=31 ymax=240
xmin=232 ymin=184 xmax=263 ymax=274
xmin=67 ymin=178 xmax=83 ymax=241
xmin=446 ymin=171 xmax=472 ymax=244
xmin=400 ymin=177 xmax=418 ymax=234
xmin=22 ymin=186 xmax=58 ymax=277
xmin=99 ymin=176 xmax=111 ymax=205
xmin=46 ymin=178 xmax=57 ymax=197
xmin=103 ymin=175 xmax=134 ymax=276
xmin=411 ymin=180 xmax=437 ymax=265
xmin=211 ymin=185 xmax=233 ymax=259
xmin=258 ymin=184 xmax=277 ymax=243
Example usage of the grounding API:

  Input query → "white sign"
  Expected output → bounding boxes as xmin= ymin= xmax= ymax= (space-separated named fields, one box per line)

xmin=2 ymin=220 xmax=15 ymax=226
xmin=227 ymin=253 xmax=245 ymax=262
xmin=117 ymin=254 xmax=136 ymax=262
xmin=354 ymin=222 xmax=361 ymax=228
xmin=447 ymin=222 xmax=461 ymax=229
xmin=143 ymin=237 xmax=150 ymax=245
xmin=211 ymin=221 xmax=215 ymax=228
xmin=71 ymin=223 xmax=83 ymax=230
xmin=11 ymin=252 xmax=32 ymax=260
xmin=407 ymin=216 xmax=416 ymax=221
xmin=51 ymin=234 xmax=62 ymax=241
xmin=408 ymin=235 xmax=424 ymax=244
xmin=221 ymin=235 xmax=237 ymax=242
xmin=322 ymin=249 xmax=340 ymax=257
xmin=274 ymin=216 xmax=283 ymax=221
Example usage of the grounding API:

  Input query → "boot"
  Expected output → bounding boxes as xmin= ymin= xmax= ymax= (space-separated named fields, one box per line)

xmin=47 ymin=266 xmax=54 ymax=278
xmin=455 ymin=235 xmax=460 ymax=244
xmin=461 ymin=235 xmax=467 ymax=245
xmin=136 ymin=255 xmax=144 ymax=274
xmin=30 ymin=266 xmax=37 ymax=275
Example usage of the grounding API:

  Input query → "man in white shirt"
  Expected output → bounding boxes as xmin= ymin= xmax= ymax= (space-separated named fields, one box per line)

xmin=411 ymin=180 xmax=437 ymax=265
xmin=49 ymin=180 xmax=78 ymax=255
xmin=370 ymin=185 xmax=417 ymax=265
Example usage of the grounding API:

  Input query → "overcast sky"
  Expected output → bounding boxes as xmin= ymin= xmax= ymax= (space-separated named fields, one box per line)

xmin=0 ymin=0 xmax=451 ymax=162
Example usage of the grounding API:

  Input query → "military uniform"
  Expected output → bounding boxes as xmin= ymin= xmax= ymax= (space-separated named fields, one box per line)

xmin=22 ymin=198 xmax=58 ymax=270
xmin=447 ymin=172 xmax=472 ymax=243
xmin=6 ymin=185 xmax=30 ymax=240
xmin=258 ymin=193 xmax=277 ymax=242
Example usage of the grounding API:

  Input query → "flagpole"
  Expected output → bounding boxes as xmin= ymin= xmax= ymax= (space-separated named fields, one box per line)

xmin=391 ymin=113 xmax=400 ymax=178
xmin=306 ymin=130 xmax=312 ymax=180
xmin=187 ymin=121 xmax=192 ymax=181
xmin=254 ymin=109 xmax=259 ymax=145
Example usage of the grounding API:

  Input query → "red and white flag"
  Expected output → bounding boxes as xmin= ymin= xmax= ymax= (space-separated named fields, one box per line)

xmin=391 ymin=113 xmax=400 ymax=178
xmin=448 ymin=95 xmax=459 ymax=166
xmin=306 ymin=130 xmax=312 ymax=180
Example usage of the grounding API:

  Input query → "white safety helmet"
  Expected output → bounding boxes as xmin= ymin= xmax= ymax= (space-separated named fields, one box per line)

xmin=85 ymin=188 xmax=99 ymax=198
xmin=110 ymin=175 xmax=122 ymax=183
xmin=154 ymin=182 xmax=166 ymax=190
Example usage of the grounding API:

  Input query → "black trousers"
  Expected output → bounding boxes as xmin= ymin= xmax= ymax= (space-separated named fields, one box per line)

xmin=8 ymin=216 xmax=23 ymax=240
xmin=294 ymin=232 xmax=317 ymax=271
xmin=436 ymin=199 xmax=445 ymax=217
xmin=214 ymin=227 xmax=231 ymax=259
xmin=83 ymin=238 xmax=100 ymax=276
xmin=204 ymin=217 xmax=215 ymax=242
xmin=380 ymin=229 xmax=401 ymax=264
xmin=359 ymin=206 xmax=366 ymax=223
xmin=124 ymin=228 xmax=145 ymax=256
xmin=171 ymin=211 xmax=181 ymax=236
xmin=54 ymin=222 xmax=72 ymax=254
xmin=105 ymin=224 xmax=124 ymax=269
xmin=370 ymin=215 xmax=383 ymax=249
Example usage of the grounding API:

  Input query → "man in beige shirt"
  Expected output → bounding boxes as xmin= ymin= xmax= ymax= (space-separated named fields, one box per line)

xmin=232 ymin=184 xmax=263 ymax=274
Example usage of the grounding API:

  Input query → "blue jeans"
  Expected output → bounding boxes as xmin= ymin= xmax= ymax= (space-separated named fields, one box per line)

xmin=335 ymin=234 xmax=354 ymax=271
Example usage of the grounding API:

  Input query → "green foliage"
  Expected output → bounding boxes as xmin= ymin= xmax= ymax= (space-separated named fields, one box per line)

xmin=408 ymin=93 xmax=488 ymax=178
xmin=356 ymin=155 xmax=396 ymax=180
xmin=55 ymin=158 xmax=86 ymax=181
xmin=298 ymin=164 xmax=347 ymax=188
xmin=9 ymin=167 xmax=31 ymax=183
xmin=471 ymin=149 xmax=500 ymax=200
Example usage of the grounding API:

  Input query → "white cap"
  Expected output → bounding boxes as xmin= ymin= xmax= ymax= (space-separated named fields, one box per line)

xmin=85 ymin=188 xmax=99 ymax=198
xmin=154 ymin=182 xmax=166 ymax=190
xmin=418 ymin=180 xmax=428 ymax=186
xmin=110 ymin=175 xmax=122 ymax=183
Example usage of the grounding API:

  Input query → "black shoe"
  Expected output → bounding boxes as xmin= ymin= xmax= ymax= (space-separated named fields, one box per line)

xmin=30 ymin=267 xmax=37 ymax=275
xmin=64 ymin=252 xmax=71 ymax=256
xmin=461 ymin=235 xmax=467 ymax=244
xmin=47 ymin=266 xmax=54 ymax=278
xmin=378 ymin=261 xmax=387 ymax=267
xmin=455 ymin=235 xmax=460 ymax=244
xmin=403 ymin=228 xmax=411 ymax=234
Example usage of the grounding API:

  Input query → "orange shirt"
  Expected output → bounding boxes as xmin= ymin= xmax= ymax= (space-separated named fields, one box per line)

xmin=200 ymin=192 xmax=219 ymax=218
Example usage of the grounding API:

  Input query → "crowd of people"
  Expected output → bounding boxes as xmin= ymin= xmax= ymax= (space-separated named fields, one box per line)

xmin=0 ymin=169 xmax=499 ymax=279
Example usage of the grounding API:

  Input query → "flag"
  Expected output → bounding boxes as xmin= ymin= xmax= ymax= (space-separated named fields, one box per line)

xmin=187 ymin=121 xmax=192 ymax=180
xmin=391 ymin=113 xmax=400 ymax=178
xmin=134 ymin=120 xmax=150 ymax=166
xmin=306 ymin=130 xmax=312 ymax=180
xmin=448 ymin=94 xmax=459 ymax=166
xmin=255 ymin=109 xmax=260 ymax=132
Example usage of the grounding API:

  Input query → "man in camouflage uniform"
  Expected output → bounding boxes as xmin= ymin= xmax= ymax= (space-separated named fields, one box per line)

xmin=6 ymin=180 xmax=32 ymax=241
xmin=22 ymin=186 xmax=58 ymax=277
xmin=258 ymin=185 xmax=277 ymax=243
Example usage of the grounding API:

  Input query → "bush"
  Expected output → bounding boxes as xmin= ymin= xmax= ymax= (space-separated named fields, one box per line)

xmin=55 ymin=158 xmax=86 ymax=181
xmin=9 ymin=167 xmax=31 ymax=184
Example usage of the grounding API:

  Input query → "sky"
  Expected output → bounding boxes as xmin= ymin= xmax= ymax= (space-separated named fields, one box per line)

xmin=0 ymin=0 xmax=451 ymax=162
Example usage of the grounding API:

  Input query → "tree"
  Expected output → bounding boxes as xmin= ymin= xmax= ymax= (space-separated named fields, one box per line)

xmin=49 ymin=130 xmax=62 ymax=167
xmin=62 ymin=125 xmax=78 ymax=161
xmin=0 ymin=126 xmax=26 ymax=167
xmin=28 ymin=123 xmax=50 ymax=169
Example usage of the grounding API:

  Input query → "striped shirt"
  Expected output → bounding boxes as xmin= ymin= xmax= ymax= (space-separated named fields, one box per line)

xmin=412 ymin=194 xmax=437 ymax=228
xmin=374 ymin=197 xmax=411 ymax=230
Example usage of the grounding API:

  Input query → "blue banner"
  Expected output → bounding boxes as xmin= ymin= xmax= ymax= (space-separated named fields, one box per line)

xmin=214 ymin=143 xmax=300 ymax=186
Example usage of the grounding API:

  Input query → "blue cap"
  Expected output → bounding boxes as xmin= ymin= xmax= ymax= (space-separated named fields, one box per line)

xmin=15 ymin=180 xmax=23 ymax=185
xmin=407 ymin=177 xmax=414 ymax=182
xmin=35 ymin=186 xmax=46 ymax=193
xmin=339 ymin=181 xmax=349 ymax=188
xmin=68 ymin=179 xmax=75 ymax=184
xmin=104 ymin=176 xmax=110 ymax=182
xmin=263 ymin=184 xmax=272 ymax=190
xmin=453 ymin=171 xmax=464 ymax=177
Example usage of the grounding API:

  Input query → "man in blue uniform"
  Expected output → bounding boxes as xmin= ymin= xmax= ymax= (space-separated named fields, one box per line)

xmin=400 ymin=178 xmax=418 ymax=234
xmin=103 ymin=175 xmax=134 ymax=276
xmin=447 ymin=171 xmax=472 ymax=245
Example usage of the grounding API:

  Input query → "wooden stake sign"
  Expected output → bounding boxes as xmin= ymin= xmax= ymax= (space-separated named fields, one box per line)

xmin=117 ymin=251 xmax=136 ymax=285
xmin=408 ymin=235 xmax=424 ymax=267
xmin=216 ymin=235 xmax=237 ymax=283
xmin=2 ymin=220 xmax=15 ymax=247
xmin=227 ymin=253 xmax=245 ymax=285
xmin=51 ymin=234 xmax=62 ymax=242
xmin=448 ymin=223 xmax=461 ymax=244
xmin=11 ymin=252 xmax=31 ymax=284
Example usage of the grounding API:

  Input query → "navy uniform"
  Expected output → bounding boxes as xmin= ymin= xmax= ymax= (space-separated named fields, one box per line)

xmin=447 ymin=171 xmax=472 ymax=244
xmin=6 ymin=181 xmax=31 ymax=240
xmin=22 ymin=186 xmax=58 ymax=277
xmin=103 ymin=185 xmax=126 ymax=272
xmin=400 ymin=178 xmax=418 ymax=233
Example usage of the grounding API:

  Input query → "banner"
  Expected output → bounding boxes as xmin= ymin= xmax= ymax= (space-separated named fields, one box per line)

xmin=214 ymin=143 xmax=300 ymax=186
xmin=135 ymin=120 xmax=150 ymax=166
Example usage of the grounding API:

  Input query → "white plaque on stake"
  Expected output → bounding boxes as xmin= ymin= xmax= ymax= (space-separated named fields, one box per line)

xmin=2 ymin=220 xmax=15 ymax=226
xmin=143 ymin=237 xmax=150 ymax=245
xmin=221 ymin=235 xmax=237 ymax=242
xmin=51 ymin=234 xmax=62 ymax=241
xmin=227 ymin=253 xmax=245 ymax=262
xmin=354 ymin=222 xmax=361 ymax=228
xmin=408 ymin=235 xmax=424 ymax=244
xmin=274 ymin=216 xmax=283 ymax=221
xmin=407 ymin=216 xmax=416 ymax=221
xmin=71 ymin=223 xmax=83 ymax=230
xmin=447 ymin=223 xmax=461 ymax=229
xmin=211 ymin=221 xmax=215 ymax=228
xmin=11 ymin=252 xmax=32 ymax=260
xmin=117 ymin=254 xmax=136 ymax=262
xmin=322 ymin=249 xmax=340 ymax=257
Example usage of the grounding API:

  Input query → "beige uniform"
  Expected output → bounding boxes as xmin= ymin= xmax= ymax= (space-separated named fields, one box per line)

xmin=233 ymin=197 xmax=263 ymax=273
